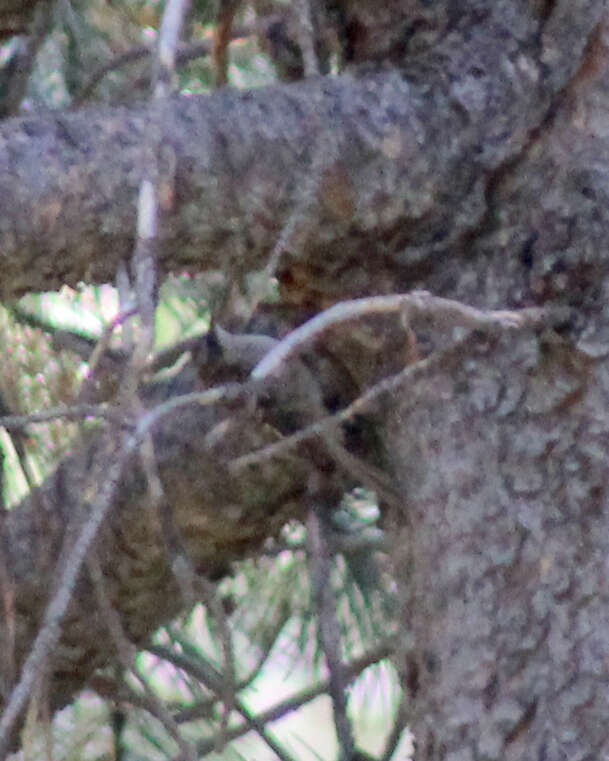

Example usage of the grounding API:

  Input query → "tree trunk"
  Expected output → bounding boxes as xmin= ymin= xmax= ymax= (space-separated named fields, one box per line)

xmin=384 ymin=13 xmax=609 ymax=756
xmin=389 ymin=327 xmax=609 ymax=759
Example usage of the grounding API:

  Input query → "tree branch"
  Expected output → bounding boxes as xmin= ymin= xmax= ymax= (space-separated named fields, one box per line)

xmin=0 ymin=2 xmax=601 ymax=301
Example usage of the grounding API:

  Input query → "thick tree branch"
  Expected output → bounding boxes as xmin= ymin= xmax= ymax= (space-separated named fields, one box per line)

xmin=0 ymin=1 xmax=602 ymax=302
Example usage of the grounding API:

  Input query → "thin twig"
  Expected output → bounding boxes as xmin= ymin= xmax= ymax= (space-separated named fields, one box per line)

xmin=153 ymin=0 xmax=191 ymax=99
xmin=0 ymin=363 xmax=219 ymax=752
xmin=232 ymin=296 xmax=555 ymax=472
xmin=136 ymin=378 xmax=250 ymax=432
xmin=172 ymin=607 xmax=290 ymax=723
xmin=0 ymin=293 xmax=547 ymax=752
xmin=252 ymin=291 xmax=550 ymax=380
xmin=0 ymin=403 xmax=111 ymax=430
xmin=198 ymin=578 xmax=236 ymax=751
xmin=123 ymin=0 xmax=190 ymax=389
xmin=231 ymin=353 xmax=441 ymax=472
xmin=87 ymin=553 xmax=197 ymax=761
xmin=148 ymin=645 xmax=297 ymax=761
xmin=78 ymin=306 xmax=136 ymax=402
xmin=307 ymin=505 xmax=355 ymax=759
xmin=149 ymin=640 xmax=395 ymax=758
xmin=0 ymin=427 xmax=140 ymax=755
xmin=139 ymin=424 xmax=198 ymax=606
xmin=293 ymin=0 xmax=319 ymax=77
xmin=73 ymin=18 xmax=275 ymax=106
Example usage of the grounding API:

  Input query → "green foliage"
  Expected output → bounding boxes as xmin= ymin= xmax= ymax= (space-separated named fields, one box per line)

xmin=1 ymin=0 xmax=283 ymax=111
xmin=0 ymin=302 xmax=82 ymax=505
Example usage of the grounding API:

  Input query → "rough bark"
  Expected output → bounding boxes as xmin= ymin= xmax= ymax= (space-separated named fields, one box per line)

xmin=384 ymin=9 xmax=609 ymax=759
xmin=0 ymin=1 xmax=601 ymax=304
xmin=389 ymin=326 xmax=609 ymax=759
xmin=1 ymin=0 xmax=609 ymax=757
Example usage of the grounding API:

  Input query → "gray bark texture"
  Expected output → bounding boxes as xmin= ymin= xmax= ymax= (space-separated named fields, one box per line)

xmin=389 ymin=328 xmax=609 ymax=759
xmin=2 ymin=0 xmax=609 ymax=757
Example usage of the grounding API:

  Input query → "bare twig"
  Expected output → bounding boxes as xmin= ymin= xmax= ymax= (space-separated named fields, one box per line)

xmin=153 ymin=0 xmax=191 ymax=99
xmin=0 ymin=403 xmax=111 ymax=430
xmin=0 ymin=357 xmax=235 ymax=752
xmin=123 ymin=0 xmax=190 ymax=390
xmin=236 ymin=296 xmax=553 ymax=472
xmin=0 ymin=367 xmax=217 ymax=752
xmin=197 ymin=578 xmax=236 ymax=751
xmin=172 ymin=606 xmax=290 ymax=723
xmin=115 ymin=260 xmax=135 ymax=354
xmin=0 ymin=427 xmax=138 ymax=755
xmin=126 ymin=177 xmax=159 ymax=381
xmin=0 ymin=292 xmax=549 ymax=752
xmin=78 ymin=305 xmax=136 ymax=403
xmin=73 ymin=44 xmax=171 ymax=107
xmin=7 ymin=304 xmax=132 ymax=387
xmin=0 ymin=408 xmax=36 ymax=494
xmin=213 ymin=0 xmax=242 ymax=86
xmin=150 ymin=639 xmax=395 ymax=758
xmin=148 ymin=645 xmax=297 ymax=761
xmin=293 ymin=0 xmax=319 ymax=77
xmin=73 ymin=18 xmax=275 ymax=106
xmin=139 ymin=425 xmax=198 ymax=606
xmin=136 ymin=378 xmax=250 ymax=430
xmin=87 ymin=553 xmax=197 ymax=761
xmin=252 ymin=292 xmax=550 ymax=381
xmin=230 ymin=357 xmax=431 ymax=473
xmin=307 ymin=505 xmax=355 ymax=759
